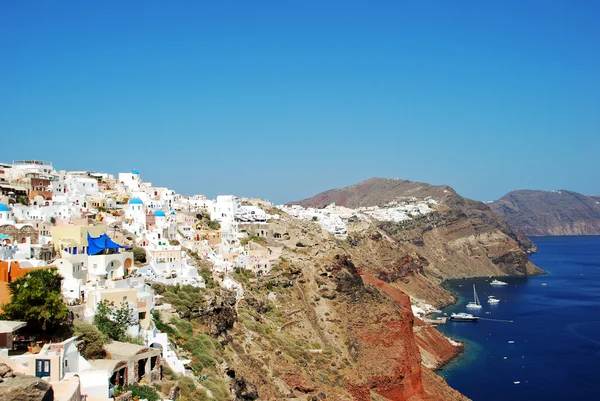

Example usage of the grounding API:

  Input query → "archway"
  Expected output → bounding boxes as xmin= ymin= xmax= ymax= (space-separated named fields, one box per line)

xmin=106 ymin=259 xmax=124 ymax=280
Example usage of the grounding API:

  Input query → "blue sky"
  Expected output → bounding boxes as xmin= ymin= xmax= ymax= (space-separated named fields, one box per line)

xmin=1 ymin=1 xmax=598 ymax=203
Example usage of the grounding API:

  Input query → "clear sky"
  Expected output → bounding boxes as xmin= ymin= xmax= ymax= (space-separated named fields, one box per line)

xmin=1 ymin=1 xmax=598 ymax=204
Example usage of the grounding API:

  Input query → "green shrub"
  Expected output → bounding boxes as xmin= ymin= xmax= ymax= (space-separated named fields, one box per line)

xmin=151 ymin=284 xmax=204 ymax=318
xmin=121 ymin=384 xmax=160 ymax=401
xmin=177 ymin=376 xmax=197 ymax=397
xmin=73 ymin=321 xmax=109 ymax=359
xmin=133 ymin=247 xmax=147 ymax=263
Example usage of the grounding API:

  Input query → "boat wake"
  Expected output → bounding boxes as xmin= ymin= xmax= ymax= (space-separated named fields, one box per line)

xmin=566 ymin=321 xmax=600 ymax=348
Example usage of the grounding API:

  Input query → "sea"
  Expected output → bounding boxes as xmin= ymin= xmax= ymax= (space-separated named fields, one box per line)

xmin=436 ymin=236 xmax=600 ymax=401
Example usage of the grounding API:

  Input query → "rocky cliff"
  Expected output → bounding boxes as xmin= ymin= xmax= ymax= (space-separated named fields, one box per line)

xmin=220 ymin=220 xmax=469 ymax=401
xmin=156 ymin=216 xmax=469 ymax=400
xmin=489 ymin=190 xmax=600 ymax=236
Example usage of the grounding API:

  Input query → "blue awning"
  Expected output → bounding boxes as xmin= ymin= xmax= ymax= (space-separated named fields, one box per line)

xmin=87 ymin=233 xmax=130 ymax=255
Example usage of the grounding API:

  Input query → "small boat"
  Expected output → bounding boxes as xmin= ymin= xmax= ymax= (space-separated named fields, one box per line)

xmin=490 ymin=279 xmax=508 ymax=286
xmin=541 ymin=283 xmax=548 ymax=286
xmin=488 ymin=295 xmax=500 ymax=304
xmin=466 ymin=284 xmax=483 ymax=309
xmin=514 ymin=381 xmax=520 ymax=385
xmin=450 ymin=312 xmax=479 ymax=322
xmin=508 ymin=340 xmax=515 ymax=344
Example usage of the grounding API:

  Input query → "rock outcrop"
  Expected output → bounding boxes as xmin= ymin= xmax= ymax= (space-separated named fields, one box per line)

xmin=0 ymin=364 xmax=53 ymax=401
xmin=489 ymin=189 xmax=600 ymax=236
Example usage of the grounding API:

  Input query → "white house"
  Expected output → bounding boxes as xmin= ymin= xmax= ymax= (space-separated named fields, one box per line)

xmin=0 ymin=203 xmax=16 ymax=226
xmin=118 ymin=170 xmax=142 ymax=192
xmin=123 ymin=197 xmax=146 ymax=236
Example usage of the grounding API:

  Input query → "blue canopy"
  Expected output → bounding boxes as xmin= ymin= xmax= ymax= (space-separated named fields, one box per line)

xmin=87 ymin=233 xmax=130 ymax=255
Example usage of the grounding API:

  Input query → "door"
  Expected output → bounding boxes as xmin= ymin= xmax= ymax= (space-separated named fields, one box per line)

xmin=35 ymin=359 xmax=51 ymax=378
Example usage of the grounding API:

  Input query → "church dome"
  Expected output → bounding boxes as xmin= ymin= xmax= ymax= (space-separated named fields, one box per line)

xmin=132 ymin=169 xmax=139 ymax=175
xmin=154 ymin=210 xmax=166 ymax=217
xmin=129 ymin=198 xmax=144 ymax=205
xmin=0 ymin=203 xmax=10 ymax=212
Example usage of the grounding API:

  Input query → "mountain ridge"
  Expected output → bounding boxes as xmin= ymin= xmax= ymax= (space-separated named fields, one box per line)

xmin=489 ymin=189 xmax=600 ymax=236
xmin=291 ymin=177 xmax=542 ymax=281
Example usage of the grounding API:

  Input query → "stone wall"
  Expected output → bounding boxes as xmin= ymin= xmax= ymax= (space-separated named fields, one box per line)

xmin=0 ymin=224 xmax=39 ymax=244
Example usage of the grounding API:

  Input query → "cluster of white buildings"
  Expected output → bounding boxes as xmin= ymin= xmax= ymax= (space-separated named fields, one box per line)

xmin=0 ymin=161 xmax=297 ymax=398
xmin=279 ymin=204 xmax=350 ymax=237
xmin=279 ymin=198 xmax=438 ymax=234
xmin=358 ymin=198 xmax=437 ymax=223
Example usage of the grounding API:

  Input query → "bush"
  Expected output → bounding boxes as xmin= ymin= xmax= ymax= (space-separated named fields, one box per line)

xmin=73 ymin=321 xmax=109 ymax=359
xmin=240 ymin=235 xmax=267 ymax=246
xmin=198 ymin=267 xmax=217 ymax=288
xmin=133 ymin=247 xmax=147 ymax=263
xmin=208 ymin=220 xmax=221 ymax=230
xmin=151 ymin=284 xmax=205 ymax=319
xmin=178 ymin=376 xmax=210 ymax=401
xmin=121 ymin=384 xmax=159 ymax=401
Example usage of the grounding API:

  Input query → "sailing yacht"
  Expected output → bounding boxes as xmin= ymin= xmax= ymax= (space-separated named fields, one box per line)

xmin=466 ymin=284 xmax=483 ymax=309
xmin=490 ymin=279 xmax=508 ymax=286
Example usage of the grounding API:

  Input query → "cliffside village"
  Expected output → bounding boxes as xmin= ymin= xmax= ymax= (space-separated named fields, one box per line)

xmin=0 ymin=160 xmax=438 ymax=401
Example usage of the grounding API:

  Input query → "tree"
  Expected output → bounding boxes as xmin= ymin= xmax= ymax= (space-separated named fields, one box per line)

xmin=0 ymin=268 xmax=71 ymax=339
xmin=132 ymin=247 xmax=147 ymax=263
xmin=50 ymin=217 xmax=56 ymax=225
xmin=73 ymin=321 xmax=109 ymax=359
xmin=16 ymin=196 xmax=29 ymax=206
xmin=93 ymin=300 xmax=137 ymax=341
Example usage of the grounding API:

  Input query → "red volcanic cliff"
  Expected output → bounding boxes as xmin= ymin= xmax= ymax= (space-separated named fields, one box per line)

xmin=344 ymin=270 xmax=466 ymax=401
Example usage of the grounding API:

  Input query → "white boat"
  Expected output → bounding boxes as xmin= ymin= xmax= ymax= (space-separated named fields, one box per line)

xmin=490 ymin=279 xmax=508 ymax=286
xmin=488 ymin=295 xmax=500 ymax=304
xmin=466 ymin=284 xmax=483 ymax=309
xmin=450 ymin=312 xmax=479 ymax=322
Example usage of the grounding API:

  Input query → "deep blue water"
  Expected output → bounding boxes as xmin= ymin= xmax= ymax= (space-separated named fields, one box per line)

xmin=437 ymin=236 xmax=600 ymax=400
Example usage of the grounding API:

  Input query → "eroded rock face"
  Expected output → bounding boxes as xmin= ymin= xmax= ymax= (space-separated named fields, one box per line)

xmin=0 ymin=373 xmax=54 ymax=401
xmin=332 ymin=255 xmax=364 ymax=295
xmin=195 ymin=291 xmax=237 ymax=336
